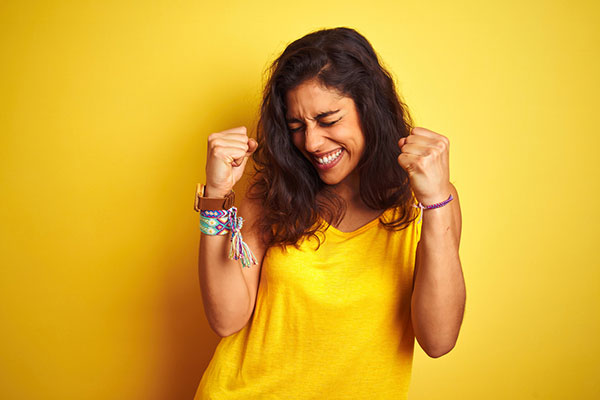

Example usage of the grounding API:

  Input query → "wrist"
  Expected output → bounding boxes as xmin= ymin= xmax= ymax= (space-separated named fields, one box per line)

xmin=413 ymin=190 xmax=454 ymax=224
xmin=418 ymin=194 xmax=453 ymax=207
xmin=417 ymin=185 xmax=452 ymax=206
xmin=419 ymin=194 xmax=450 ymax=206
xmin=194 ymin=183 xmax=236 ymax=212
xmin=204 ymin=185 xmax=231 ymax=198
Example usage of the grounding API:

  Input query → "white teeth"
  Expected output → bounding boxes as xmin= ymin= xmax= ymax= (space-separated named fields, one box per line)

xmin=316 ymin=149 xmax=342 ymax=165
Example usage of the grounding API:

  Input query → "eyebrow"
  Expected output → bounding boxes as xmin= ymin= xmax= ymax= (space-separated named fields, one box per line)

xmin=285 ymin=109 xmax=341 ymax=124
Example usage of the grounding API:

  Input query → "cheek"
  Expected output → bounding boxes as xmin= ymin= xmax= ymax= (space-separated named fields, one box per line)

xmin=351 ymin=133 xmax=366 ymax=157
xmin=291 ymin=132 xmax=303 ymax=150
xmin=291 ymin=133 xmax=310 ymax=159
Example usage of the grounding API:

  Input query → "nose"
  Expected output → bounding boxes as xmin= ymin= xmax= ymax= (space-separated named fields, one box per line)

xmin=303 ymin=123 xmax=325 ymax=153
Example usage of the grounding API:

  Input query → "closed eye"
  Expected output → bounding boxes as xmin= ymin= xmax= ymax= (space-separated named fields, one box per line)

xmin=288 ymin=117 xmax=341 ymax=133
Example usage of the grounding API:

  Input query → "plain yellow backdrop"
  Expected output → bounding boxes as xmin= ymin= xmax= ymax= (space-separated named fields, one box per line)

xmin=1 ymin=0 xmax=599 ymax=399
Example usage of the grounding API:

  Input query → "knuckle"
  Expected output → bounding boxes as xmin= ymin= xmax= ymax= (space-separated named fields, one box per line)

xmin=433 ymin=139 xmax=446 ymax=152
xmin=211 ymin=146 xmax=223 ymax=157
xmin=208 ymin=132 xmax=220 ymax=141
xmin=209 ymin=140 xmax=222 ymax=151
xmin=213 ymin=145 xmax=230 ymax=157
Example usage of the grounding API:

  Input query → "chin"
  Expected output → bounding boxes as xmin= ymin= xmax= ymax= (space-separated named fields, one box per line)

xmin=317 ymin=172 xmax=346 ymax=186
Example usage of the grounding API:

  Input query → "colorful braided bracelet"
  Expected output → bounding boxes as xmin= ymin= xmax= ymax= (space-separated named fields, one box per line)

xmin=200 ymin=207 xmax=258 ymax=268
xmin=412 ymin=194 xmax=454 ymax=224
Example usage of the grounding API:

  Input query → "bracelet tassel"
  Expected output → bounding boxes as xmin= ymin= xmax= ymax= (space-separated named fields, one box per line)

xmin=199 ymin=206 xmax=258 ymax=268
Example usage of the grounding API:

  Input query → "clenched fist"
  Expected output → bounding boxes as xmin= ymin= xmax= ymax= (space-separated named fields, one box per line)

xmin=397 ymin=127 xmax=452 ymax=205
xmin=205 ymin=126 xmax=258 ymax=197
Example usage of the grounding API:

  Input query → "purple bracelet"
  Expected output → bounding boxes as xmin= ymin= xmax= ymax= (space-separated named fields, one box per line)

xmin=413 ymin=194 xmax=454 ymax=224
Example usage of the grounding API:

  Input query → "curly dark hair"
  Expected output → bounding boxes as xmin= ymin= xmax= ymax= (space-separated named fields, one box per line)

xmin=248 ymin=26 xmax=418 ymax=249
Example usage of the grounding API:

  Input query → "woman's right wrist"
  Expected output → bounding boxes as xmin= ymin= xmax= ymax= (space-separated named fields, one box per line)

xmin=204 ymin=185 xmax=232 ymax=199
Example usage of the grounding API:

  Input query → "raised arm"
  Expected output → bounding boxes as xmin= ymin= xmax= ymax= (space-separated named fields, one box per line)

xmin=397 ymin=127 xmax=466 ymax=358
xmin=198 ymin=126 xmax=267 ymax=337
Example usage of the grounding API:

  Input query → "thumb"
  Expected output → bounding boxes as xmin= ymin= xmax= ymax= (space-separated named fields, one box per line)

xmin=247 ymin=138 xmax=258 ymax=155
xmin=232 ymin=138 xmax=258 ymax=167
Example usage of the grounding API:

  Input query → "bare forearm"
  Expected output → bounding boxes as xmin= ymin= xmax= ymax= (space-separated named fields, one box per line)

xmin=198 ymin=128 xmax=260 ymax=337
xmin=411 ymin=194 xmax=466 ymax=357
xmin=198 ymin=232 xmax=252 ymax=337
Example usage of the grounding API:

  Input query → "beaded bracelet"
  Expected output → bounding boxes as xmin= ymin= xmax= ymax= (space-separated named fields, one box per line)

xmin=412 ymin=194 xmax=454 ymax=224
xmin=200 ymin=206 xmax=258 ymax=268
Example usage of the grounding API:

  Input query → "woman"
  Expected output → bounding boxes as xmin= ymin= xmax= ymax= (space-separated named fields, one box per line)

xmin=194 ymin=27 xmax=465 ymax=399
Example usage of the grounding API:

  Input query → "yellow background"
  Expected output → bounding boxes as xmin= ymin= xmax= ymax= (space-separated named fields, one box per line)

xmin=1 ymin=1 xmax=598 ymax=399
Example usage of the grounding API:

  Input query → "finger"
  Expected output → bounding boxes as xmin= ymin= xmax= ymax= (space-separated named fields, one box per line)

xmin=232 ymin=153 xmax=250 ymax=167
xmin=211 ymin=139 xmax=249 ymax=153
xmin=397 ymin=152 xmax=421 ymax=174
xmin=404 ymin=133 xmax=438 ymax=146
xmin=233 ymin=156 xmax=247 ymax=169
xmin=400 ymin=143 xmax=433 ymax=157
xmin=233 ymin=139 xmax=258 ymax=166
xmin=234 ymin=151 xmax=255 ymax=170
xmin=214 ymin=146 xmax=249 ymax=164
xmin=210 ymin=132 xmax=250 ymax=145
xmin=411 ymin=127 xmax=448 ymax=143
xmin=232 ymin=154 xmax=250 ymax=167
xmin=410 ymin=127 xmax=436 ymax=137
xmin=219 ymin=126 xmax=247 ymax=135
xmin=247 ymin=138 xmax=258 ymax=154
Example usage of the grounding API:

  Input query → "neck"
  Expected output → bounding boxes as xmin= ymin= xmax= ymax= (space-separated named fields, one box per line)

xmin=330 ymin=170 xmax=362 ymax=206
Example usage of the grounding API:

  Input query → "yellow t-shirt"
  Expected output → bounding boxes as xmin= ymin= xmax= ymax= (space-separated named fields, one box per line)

xmin=195 ymin=206 xmax=422 ymax=399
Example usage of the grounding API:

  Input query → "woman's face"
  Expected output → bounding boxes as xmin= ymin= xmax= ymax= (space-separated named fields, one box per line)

xmin=285 ymin=79 xmax=366 ymax=187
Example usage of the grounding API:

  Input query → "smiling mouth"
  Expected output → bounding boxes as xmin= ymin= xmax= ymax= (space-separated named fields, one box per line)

xmin=314 ymin=148 xmax=343 ymax=165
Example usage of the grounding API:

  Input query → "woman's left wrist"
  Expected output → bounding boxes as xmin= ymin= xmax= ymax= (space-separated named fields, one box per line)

xmin=418 ymin=188 xmax=452 ymax=206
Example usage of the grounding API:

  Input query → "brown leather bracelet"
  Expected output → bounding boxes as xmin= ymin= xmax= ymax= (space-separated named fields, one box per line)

xmin=194 ymin=183 xmax=235 ymax=211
